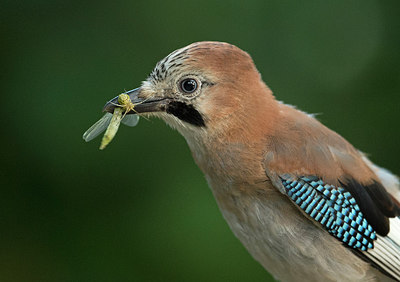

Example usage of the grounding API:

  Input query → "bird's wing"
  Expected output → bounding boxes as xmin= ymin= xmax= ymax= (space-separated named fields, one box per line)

xmin=263 ymin=105 xmax=400 ymax=280
xmin=268 ymin=173 xmax=400 ymax=280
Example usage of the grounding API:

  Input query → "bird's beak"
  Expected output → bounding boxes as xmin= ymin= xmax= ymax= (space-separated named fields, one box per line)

xmin=103 ymin=87 xmax=168 ymax=114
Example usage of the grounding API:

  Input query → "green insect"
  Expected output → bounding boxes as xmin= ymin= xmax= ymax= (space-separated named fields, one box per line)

xmin=83 ymin=94 xmax=139 ymax=150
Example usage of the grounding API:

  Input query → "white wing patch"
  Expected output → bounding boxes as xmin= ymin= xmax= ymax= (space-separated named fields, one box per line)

xmin=364 ymin=217 xmax=400 ymax=280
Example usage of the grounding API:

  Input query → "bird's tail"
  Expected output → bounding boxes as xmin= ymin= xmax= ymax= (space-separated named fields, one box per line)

xmin=363 ymin=217 xmax=400 ymax=280
xmin=361 ymin=157 xmax=400 ymax=280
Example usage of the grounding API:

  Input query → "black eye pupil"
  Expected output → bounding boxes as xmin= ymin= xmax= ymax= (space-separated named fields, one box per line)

xmin=181 ymin=79 xmax=197 ymax=93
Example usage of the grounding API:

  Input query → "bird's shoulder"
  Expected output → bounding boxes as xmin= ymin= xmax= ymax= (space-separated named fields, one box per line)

xmin=264 ymin=103 xmax=373 ymax=184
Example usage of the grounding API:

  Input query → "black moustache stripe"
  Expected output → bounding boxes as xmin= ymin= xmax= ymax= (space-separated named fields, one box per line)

xmin=166 ymin=101 xmax=205 ymax=127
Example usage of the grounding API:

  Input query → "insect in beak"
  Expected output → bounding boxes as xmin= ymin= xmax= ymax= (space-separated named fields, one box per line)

xmin=83 ymin=91 xmax=141 ymax=149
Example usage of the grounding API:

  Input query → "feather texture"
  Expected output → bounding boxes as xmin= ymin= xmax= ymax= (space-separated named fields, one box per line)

xmin=280 ymin=174 xmax=377 ymax=251
xmin=278 ymin=174 xmax=400 ymax=280
xmin=363 ymin=218 xmax=400 ymax=280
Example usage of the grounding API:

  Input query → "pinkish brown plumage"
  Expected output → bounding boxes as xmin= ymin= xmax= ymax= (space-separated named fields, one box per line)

xmin=104 ymin=42 xmax=400 ymax=281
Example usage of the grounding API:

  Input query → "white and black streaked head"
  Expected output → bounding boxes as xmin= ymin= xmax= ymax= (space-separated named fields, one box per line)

xmin=104 ymin=41 xmax=269 ymax=137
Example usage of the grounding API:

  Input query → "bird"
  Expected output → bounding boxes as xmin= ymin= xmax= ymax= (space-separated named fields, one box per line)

xmin=103 ymin=42 xmax=400 ymax=281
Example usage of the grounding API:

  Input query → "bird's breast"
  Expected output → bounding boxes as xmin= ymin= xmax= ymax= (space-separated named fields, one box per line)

xmin=186 ymin=135 xmax=268 ymax=190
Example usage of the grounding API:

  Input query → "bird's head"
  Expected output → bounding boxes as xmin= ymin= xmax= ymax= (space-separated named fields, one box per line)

xmin=104 ymin=42 xmax=277 ymax=141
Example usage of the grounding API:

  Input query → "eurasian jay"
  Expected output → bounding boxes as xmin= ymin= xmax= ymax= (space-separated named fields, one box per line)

xmin=104 ymin=42 xmax=400 ymax=281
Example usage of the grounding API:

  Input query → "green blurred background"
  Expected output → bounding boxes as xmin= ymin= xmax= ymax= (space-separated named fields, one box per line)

xmin=1 ymin=1 xmax=400 ymax=281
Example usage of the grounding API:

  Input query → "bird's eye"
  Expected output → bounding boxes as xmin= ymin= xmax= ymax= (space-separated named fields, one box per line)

xmin=180 ymin=78 xmax=198 ymax=94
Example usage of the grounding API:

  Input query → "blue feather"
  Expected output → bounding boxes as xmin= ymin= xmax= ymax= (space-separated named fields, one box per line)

xmin=280 ymin=175 xmax=377 ymax=251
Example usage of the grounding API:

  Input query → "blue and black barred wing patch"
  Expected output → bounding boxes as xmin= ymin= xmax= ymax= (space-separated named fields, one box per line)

xmin=280 ymin=174 xmax=377 ymax=251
